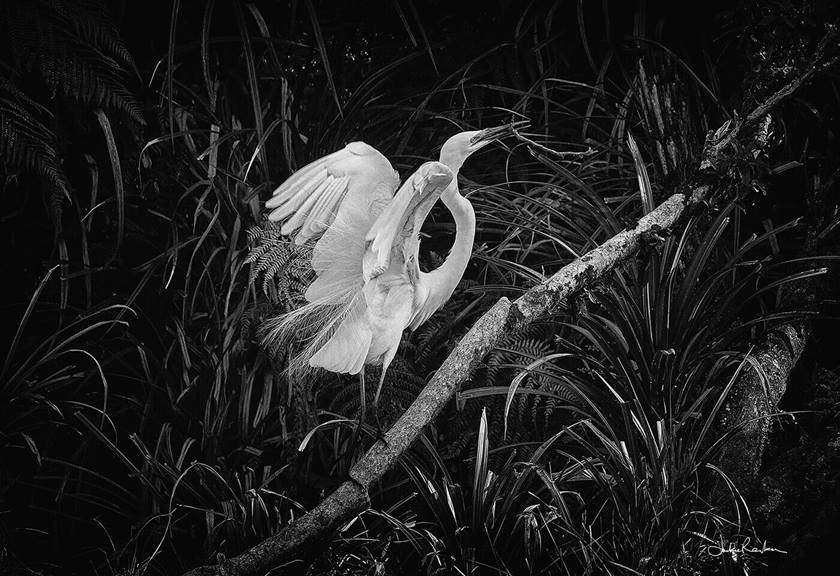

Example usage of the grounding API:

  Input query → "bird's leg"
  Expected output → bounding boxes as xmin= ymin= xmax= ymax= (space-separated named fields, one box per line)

xmin=346 ymin=367 xmax=367 ymax=461
xmin=372 ymin=369 xmax=390 ymax=447
xmin=340 ymin=369 xmax=368 ymax=493
xmin=356 ymin=367 xmax=367 ymax=435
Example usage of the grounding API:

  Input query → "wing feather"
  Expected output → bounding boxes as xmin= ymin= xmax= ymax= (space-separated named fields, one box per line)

xmin=266 ymin=142 xmax=397 ymax=246
xmin=266 ymin=141 xmax=400 ymax=308
xmin=265 ymin=151 xmax=338 ymax=208
xmin=407 ymin=277 xmax=439 ymax=330
xmin=304 ymin=176 xmax=348 ymax=238
xmin=279 ymin=175 xmax=334 ymax=236
xmin=281 ymin=175 xmax=349 ymax=238
xmin=363 ymin=161 xmax=453 ymax=281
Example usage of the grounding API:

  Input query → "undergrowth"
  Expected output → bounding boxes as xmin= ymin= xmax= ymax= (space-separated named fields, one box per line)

xmin=1 ymin=1 xmax=838 ymax=575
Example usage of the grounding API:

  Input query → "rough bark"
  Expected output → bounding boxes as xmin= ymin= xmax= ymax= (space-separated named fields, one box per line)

xmin=714 ymin=200 xmax=837 ymax=485
xmin=716 ymin=323 xmax=811 ymax=488
xmin=182 ymin=49 xmax=836 ymax=576
xmin=180 ymin=482 xmax=367 ymax=576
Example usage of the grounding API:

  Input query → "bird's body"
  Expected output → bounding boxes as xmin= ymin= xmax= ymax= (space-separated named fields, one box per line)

xmin=262 ymin=126 xmax=513 ymax=408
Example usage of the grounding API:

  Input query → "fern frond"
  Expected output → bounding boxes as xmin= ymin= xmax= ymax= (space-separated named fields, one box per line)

xmin=55 ymin=0 xmax=138 ymax=73
xmin=441 ymin=322 xmax=576 ymax=459
xmin=247 ymin=221 xmax=348 ymax=383
xmin=0 ymin=74 xmax=70 ymax=207
xmin=3 ymin=0 xmax=143 ymax=124
xmin=247 ymin=222 xmax=313 ymax=310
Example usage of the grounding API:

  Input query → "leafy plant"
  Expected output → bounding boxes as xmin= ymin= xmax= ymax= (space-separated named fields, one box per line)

xmin=0 ymin=0 xmax=142 ymax=218
xmin=2 ymin=1 xmax=837 ymax=574
xmin=0 ymin=76 xmax=70 ymax=201
xmin=478 ymin=199 xmax=822 ymax=573
xmin=401 ymin=410 xmax=562 ymax=575
xmin=0 ymin=266 xmax=139 ymax=571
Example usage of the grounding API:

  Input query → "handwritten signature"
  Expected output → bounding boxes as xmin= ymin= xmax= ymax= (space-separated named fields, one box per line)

xmin=699 ymin=537 xmax=786 ymax=559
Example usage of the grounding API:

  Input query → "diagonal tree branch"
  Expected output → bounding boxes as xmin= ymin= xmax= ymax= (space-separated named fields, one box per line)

xmin=183 ymin=42 xmax=837 ymax=576
xmin=185 ymin=188 xmax=708 ymax=576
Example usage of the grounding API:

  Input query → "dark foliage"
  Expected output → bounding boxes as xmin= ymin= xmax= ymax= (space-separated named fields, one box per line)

xmin=1 ymin=1 xmax=838 ymax=575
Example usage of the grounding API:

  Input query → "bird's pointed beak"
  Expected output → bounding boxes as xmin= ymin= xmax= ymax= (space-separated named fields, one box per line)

xmin=469 ymin=120 xmax=530 ymax=148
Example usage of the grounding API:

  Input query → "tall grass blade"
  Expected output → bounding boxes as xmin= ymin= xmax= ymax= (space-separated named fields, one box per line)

xmin=305 ymin=0 xmax=342 ymax=116
xmin=95 ymin=109 xmax=125 ymax=257
xmin=626 ymin=132 xmax=654 ymax=214
xmin=167 ymin=0 xmax=180 ymax=150
xmin=201 ymin=0 xmax=217 ymax=112
xmin=2 ymin=265 xmax=59 ymax=380
xmin=234 ymin=0 xmax=269 ymax=186
xmin=406 ymin=0 xmax=438 ymax=75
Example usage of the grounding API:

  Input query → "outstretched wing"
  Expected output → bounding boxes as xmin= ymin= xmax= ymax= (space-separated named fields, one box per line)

xmin=307 ymin=161 xmax=454 ymax=374
xmin=265 ymin=141 xmax=399 ymax=306
xmin=260 ymin=141 xmax=398 ymax=377
xmin=266 ymin=141 xmax=398 ymax=246
xmin=363 ymin=161 xmax=454 ymax=282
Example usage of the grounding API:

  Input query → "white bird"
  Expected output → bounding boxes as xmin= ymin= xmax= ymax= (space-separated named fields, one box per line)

xmin=261 ymin=124 xmax=515 ymax=422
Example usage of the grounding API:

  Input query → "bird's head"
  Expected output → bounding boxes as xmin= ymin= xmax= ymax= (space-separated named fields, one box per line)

xmin=439 ymin=121 xmax=527 ymax=173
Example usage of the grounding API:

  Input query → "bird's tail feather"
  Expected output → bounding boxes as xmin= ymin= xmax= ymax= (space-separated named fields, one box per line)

xmin=308 ymin=295 xmax=371 ymax=374
xmin=259 ymin=286 xmax=357 ymax=381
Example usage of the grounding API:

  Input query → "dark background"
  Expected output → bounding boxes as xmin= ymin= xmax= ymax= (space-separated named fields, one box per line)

xmin=2 ymin=1 xmax=839 ymax=574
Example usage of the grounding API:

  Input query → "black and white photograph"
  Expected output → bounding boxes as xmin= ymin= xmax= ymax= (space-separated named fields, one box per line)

xmin=2 ymin=0 xmax=839 ymax=574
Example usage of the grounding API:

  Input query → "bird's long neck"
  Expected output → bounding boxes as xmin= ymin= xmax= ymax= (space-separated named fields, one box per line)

xmin=426 ymin=180 xmax=475 ymax=298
